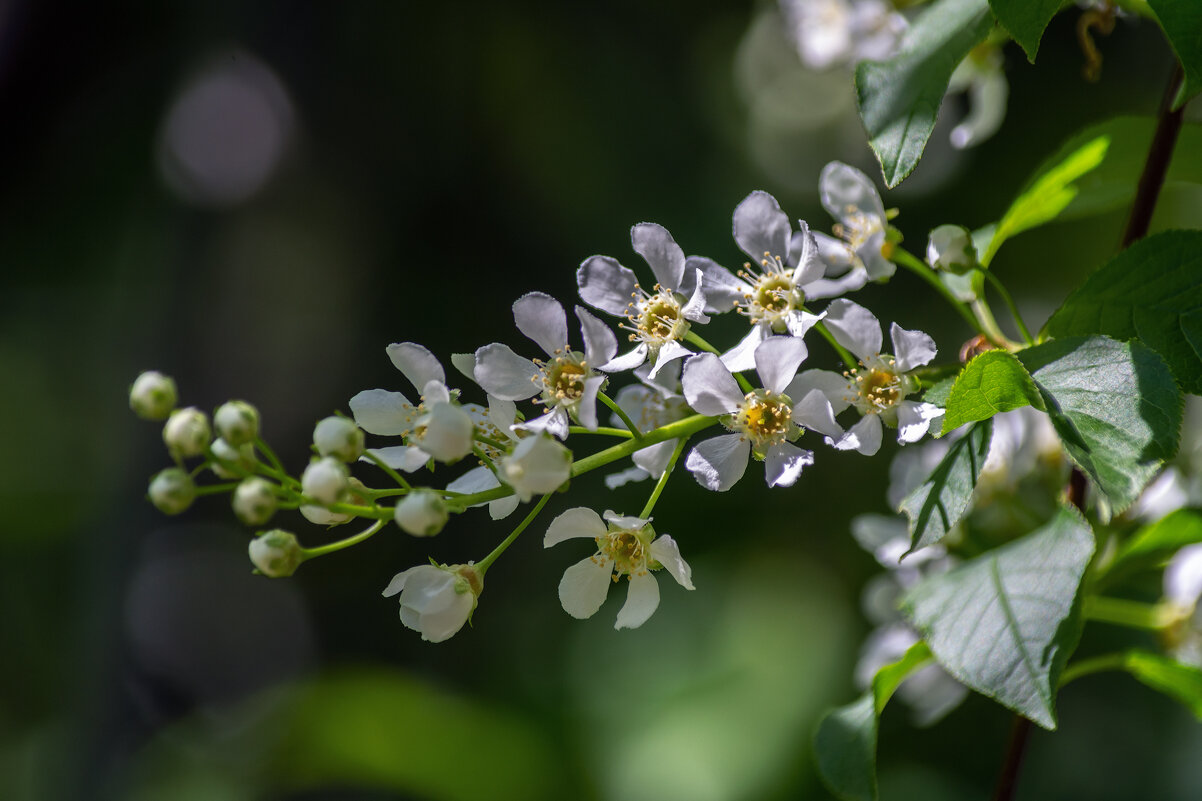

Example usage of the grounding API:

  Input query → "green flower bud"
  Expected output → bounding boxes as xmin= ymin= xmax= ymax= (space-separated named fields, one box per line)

xmin=148 ymin=467 xmax=196 ymax=515
xmin=233 ymin=476 xmax=278 ymax=526
xmin=394 ymin=490 xmax=449 ymax=537
xmin=129 ymin=371 xmax=178 ymax=421
xmin=163 ymin=407 xmax=211 ymax=459
xmin=248 ymin=529 xmax=303 ymax=577
xmin=313 ymin=416 xmax=365 ymax=462
xmin=926 ymin=224 xmax=978 ymax=275
xmin=214 ymin=400 xmax=260 ymax=446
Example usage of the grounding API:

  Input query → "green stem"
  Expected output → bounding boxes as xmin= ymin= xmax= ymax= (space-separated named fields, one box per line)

xmin=255 ymin=437 xmax=287 ymax=476
xmin=325 ymin=501 xmax=393 ymax=520
xmin=301 ymin=518 xmax=387 ymax=560
xmin=1058 ymin=652 xmax=1130 ymax=687
xmin=686 ymin=330 xmax=753 ymax=392
xmin=477 ymin=493 xmax=554 ymax=574
xmin=978 ymin=269 xmax=1034 ymax=345
xmin=473 ymin=433 xmax=511 ymax=452
xmin=811 ymin=320 xmax=858 ymax=370
xmin=194 ymin=482 xmax=240 ymax=496
xmin=569 ymin=425 xmax=634 ymax=439
xmin=363 ymin=449 xmax=412 ymax=490
xmin=639 ymin=437 xmax=688 ymax=518
xmin=597 ymin=391 xmax=643 ymax=439
xmin=1083 ymin=596 xmax=1175 ymax=630
xmin=893 ymin=247 xmax=991 ymax=341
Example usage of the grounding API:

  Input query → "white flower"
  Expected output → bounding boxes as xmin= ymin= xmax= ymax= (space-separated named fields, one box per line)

xmin=163 ymin=407 xmax=211 ymax=458
xmin=313 ymin=416 xmax=366 ymax=462
xmin=499 ymin=434 xmax=572 ymax=501
xmin=232 ymin=476 xmax=278 ymax=526
xmin=349 ymin=342 xmax=476 ymax=467
xmin=792 ymin=299 xmax=942 ymax=456
xmin=213 ymin=400 xmax=260 ymax=446
xmin=578 ymin=223 xmax=710 ymax=378
xmin=681 ymin=336 xmax=843 ymax=491
xmin=383 ymin=563 xmax=482 ymax=643
xmin=129 ymin=370 xmax=178 ymax=421
xmin=1164 ymin=545 xmax=1202 ymax=667
xmin=394 ymin=490 xmax=450 ymax=537
xmin=780 ymin=0 xmax=906 ymax=70
xmin=473 ymin=292 xmax=618 ymax=439
xmin=698 ymin=191 xmax=834 ymax=373
xmin=301 ymin=456 xmax=350 ymax=505
xmin=544 ymin=507 xmax=694 ymax=629
xmin=249 ymin=529 xmax=303 ymax=578
xmin=812 ymin=162 xmax=896 ymax=293
xmin=947 ymin=44 xmax=1008 ymax=150
xmin=446 ymin=465 xmax=521 ymax=520
xmin=604 ymin=361 xmax=694 ymax=488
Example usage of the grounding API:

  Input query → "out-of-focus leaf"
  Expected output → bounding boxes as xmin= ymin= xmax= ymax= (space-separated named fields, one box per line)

xmin=1148 ymin=0 xmax=1202 ymax=108
xmin=1113 ymin=509 xmax=1202 ymax=568
xmin=941 ymin=350 xmax=1044 ymax=434
xmin=1123 ymin=650 xmax=1202 ymax=719
xmin=855 ymin=0 xmax=994 ymax=187
xmin=1018 ymin=336 xmax=1182 ymax=512
xmin=988 ymin=0 xmax=1061 ymax=62
xmin=903 ymin=505 xmax=1095 ymax=729
xmin=900 ymin=420 xmax=993 ymax=554
xmin=1047 ymin=230 xmax=1202 ymax=394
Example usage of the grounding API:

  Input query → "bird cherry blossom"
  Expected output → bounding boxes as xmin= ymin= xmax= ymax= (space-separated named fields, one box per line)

xmin=779 ymin=0 xmax=906 ymax=70
xmin=383 ymin=563 xmax=483 ymax=643
xmin=812 ymin=162 xmax=896 ymax=293
xmin=604 ymin=361 xmax=694 ymax=488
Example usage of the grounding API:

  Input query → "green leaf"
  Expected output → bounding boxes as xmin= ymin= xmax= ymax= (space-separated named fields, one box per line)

xmin=814 ymin=642 xmax=933 ymax=801
xmin=940 ymin=351 xmax=1044 ymax=434
xmin=855 ymin=0 xmax=994 ymax=187
xmin=1114 ymin=508 xmax=1202 ymax=568
xmin=988 ymin=0 xmax=1061 ymax=62
xmin=1148 ymin=0 xmax=1202 ymax=108
xmin=922 ymin=376 xmax=956 ymax=407
xmin=1124 ymin=650 xmax=1202 ymax=719
xmin=1047 ymin=230 xmax=1202 ymax=394
xmin=900 ymin=420 xmax=993 ymax=555
xmin=982 ymin=135 xmax=1110 ymax=265
xmin=903 ymin=505 xmax=1096 ymax=729
xmin=1018 ymin=336 xmax=1182 ymax=513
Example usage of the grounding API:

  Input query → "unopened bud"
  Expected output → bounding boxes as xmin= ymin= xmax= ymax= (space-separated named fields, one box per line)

xmin=129 ymin=371 xmax=178 ymax=421
xmin=394 ymin=490 xmax=449 ymax=537
xmin=214 ymin=400 xmax=260 ymax=446
xmin=926 ymin=224 xmax=978 ymax=275
xmin=248 ymin=529 xmax=303 ymax=577
xmin=233 ymin=476 xmax=278 ymax=526
xmin=209 ymin=437 xmax=257 ymax=478
xmin=148 ymin=467 xmax=195 ymax=515
xmin=301 ymin=456 xmax=350 ymax=505
xmin=313 ymin=416 xmax=366 ymax=462
xmin=163 ymin=407 xmax=211 ymax=459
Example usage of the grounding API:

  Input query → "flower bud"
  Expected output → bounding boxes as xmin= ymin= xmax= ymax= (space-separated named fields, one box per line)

xmin=233 ymin=476 xmax=278 ymax=526
xmin=300 ymin=505 xmax=352 ymax=526
xmin=382 ymin=562 xmax=482 ymax=642
xmin=248 ymin=529 xmax=303 ymax=577
xmin=209 ymin=437 xmax=257 ymax=479
xmin=148 ymin=467 xmax=196 ymax=515
xmin=313 ymin=416 xmax=366 ymax=462
xmin=926 ymin=224 xmax=978 ymax=275
xmin=394 ymin=490 xmax=449 ymax=537
xmin=414 ymin=403 xmax=475 ymax=463
xmin=301 ymin=456 xmax=350 ymax=505
xmin=500 ymin=435 xmax=572 ymax=501
xmin=214 ymin=400 xmax=260 ymax=446
xmin=163 ymin=407 xmax=211 ymax=459
xmin=129 ymin=371 xmax=178 ymax=421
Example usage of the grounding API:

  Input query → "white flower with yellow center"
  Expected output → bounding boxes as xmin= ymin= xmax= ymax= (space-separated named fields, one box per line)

xmin=577 ymin=222 xmax=710 ymax=378
xmin=349 ymin=342 xmax=475 ymax=470
xmin=812 ymin=162 xmax=896 ymax=295
xmin=544 ymin=507 xmax=694 ymax=630
xmin=697 ymin=192 xmax=832 ymax=373
xmin=473 ymin=292 xmax=617 ymax=440
xmin=681 ymin=336 xmax=843 ymax=491
xmin=792 ymin=299 xmax=942 ymax=457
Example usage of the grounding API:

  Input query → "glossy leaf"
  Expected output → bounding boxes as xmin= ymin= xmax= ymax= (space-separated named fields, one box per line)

xmin=903 ymin=505 xmax=1095 ymax=729
xmin=940 ymin=350 xmax=1044 ymax=434
xmin=900 ymin=420 xmax=993 ymax=555
xmin=988 ymin=0 xmax=1061 ymax=62
xmin=855 ymin=0 xmax=994 ymax=187
xmin=1149 ymin=0 xmax=1202 ymax=109
xmin=923 ymin=376 xmax=956 ymax=407
xmin=1047 ymin=230 xmax=1202 ymax=394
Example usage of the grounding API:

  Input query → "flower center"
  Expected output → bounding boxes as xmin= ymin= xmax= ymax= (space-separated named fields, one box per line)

xmin=845 ymin=355 xmax=910 ymax=415
xmin=624 ymin=284 xmax=689 ymax=347
xmin=597 ymin=526 xmax=652 ymax=577
xmin=737 ymin=252 xmax=803 ymax=329
xmin=730 ymin=390 xmax=795 ymax=450
xmin=543 ymin=352 xmax=588 ymax=405
xmin=833 ymin=206 xmax=883 ymax=252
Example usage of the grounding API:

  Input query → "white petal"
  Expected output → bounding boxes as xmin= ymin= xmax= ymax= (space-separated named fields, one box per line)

xmin=513 ymin=292 xmax=568 ymax=356
xmin=950 ymin=65 xmax=1008 ymax=150
xmin=792 ymin=389 xmax=843 ymax=437
xmin=805 ymin=267 xmax=870 ymax=300
xmin=820 ymin=161 xmax=885 ymax=222
xmin=450 ymin=352 xmax=477 ymax=382
xmin=685 ymin=433 xmax=750 ymax=491
xmin=349 ymin=389 xmax=414 ymax=436
xmin=733 ymin=190 xmax=791 ymax=262
xmin=578 ymin=255 xmax=638 ymax=316
xmin=754 ymin=336 xmax=808 ymax=395
xmin=544 ymin=507 xmax=606 ymax=548
xmin=787 ymin=369 xmax=854 ymax=415
xmin=605 ymin=466 xmax=651 ymax=489
xmin=860 ymin=233 xmax=897 ymax=281
xmin=419 ymin=592 xmax=475 ymax=643
xmin=447 ymin=465 xmax=499 ymax=500
xmin=813 ymin=230 xmax=856 ymax=274
xmin=364 ymin=445 xmax=430 ymax=473
xmin=576 ymin=306 xmax=618 ymax=367
xmin=576 ymin=375 xmax=606 ymax=431
xmin=632 ymin=441 xmax=676 ymax=477
xmin=823 ymin=299 xmax=882 ymax=360
xmin=487 ymin=396 xmax=518 ymax=435
xmin=488 ymin=495 xmax=520 ymax=520
xmin=720 ymin=325 xmax=766 ymax=374
xmin=1165 ymin=544 xmax=1202 ymax=607
xmin=785 ymin=309 xmax=826 ymax=338
xmin=764 ymin=441 xmax=814 ymax=488
xmin=602 ymin=510 xmax=652 ymax=529
xmin=891 ymin=322 xmax=938 ymax=372
xmin=850 ymin=514 xmax=911 ymax=558
xmin=386 ymin=342 xmax=444 ymax=393
xmin=514 ymin=406 xmax=571 ymax=440
xmin=832 ymin=414 xmax=883 ymax=456
xmin=615 ymin=572 xmax=661 ymax=629
xmin=681 ymin=352 xmax=744 ymax=415
xmin=679 ymin=270 xmax=711 ymax=323
xmin=382 ymin=566 xmax=418 ymax=597
xmin=631 ymin=222 xmax=686 ymax=291
xmin=696 ymin=257 xmax=750 ymax=314
xmin=649 ymin=535 xmax=695 ymax=590
xmin=415 ymin=403 xmax=475 ymax=462
xmin=897 ymin=401 xmax=943 ymax=443
xmin=647 ymin=340 xmax=691 ymax=379
xmin=474 ymin=343 xmax=540 ymax=400
xmin=420 ymin=379 xmax=450 ymax=405
xmin=601 ymin=345 xmax=649 ymax=373
xmin=790 ymin=221 xmax=826 ymax=285
xmin=559 ymin=556 xmax=614 ymax=619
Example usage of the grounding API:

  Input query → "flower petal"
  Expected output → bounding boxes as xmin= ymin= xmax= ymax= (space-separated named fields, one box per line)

xmin=364 ymin=445 xmax=430 ymax=473
xmin=419 ymin=592 xmax=475 ymax=643
xmin=733 ymin=190 xmax=791 ymax=262
xmin=450 ymin=352 xmax=477 ymax=382
xmin=695 ymin=257 xmax=750 ymax=314
xmin=474 ymin=343 xmax=540 ymax=400
xmin=349 ymin=389 xmax=414 ymax=436
xmin=382 ymin=566 xmax=418 ymax=597
xmin=601 ymin=345 xmax=649 ymax=373
xmin=559 ymin=556 xmax=614 ymax=619
xmin=615 ymin=571 xmax=661 ymax=629
xmin=790 ymin=221 xmax=826 ymax=285
xmin=787 ymin=369 xmax=854 ymax=415
xmin=647 ymin=340 xmax=691 ymax=379
xmin=792 ymin=388 xmax=843 ymax=437
xmin=1165 ymin=544 xmax=1202 ymax=607
xmin=681 ymin=353 xmax=744 ymax=416
xmin=447 ymin=465 xmax=499 ymax=500
xmin=632 ymin=440 xmax=677 ymax=477
xmin=488 ymin=495 xmax=520 ymax=520
xmin=754 ymin=335 xmax=808 ymax=395
xmin=813 ymin=230 xmax=856 ymax=273
xmin=820 ymin=161 xmax=885 ymax=222
xmin=649 ymin=535 xmax=695 ymax=590
xmin=513 ymin=291 xmax=568 ymax=356
xmin=631 ymin=222 xmax=686 ymax=291
xmin=784 ymin=309 xmax=826 ymax=338
xmin=577 ymin=255 xmax=637 ymax=316
xmin=605 ymin=466 xmax=651 ymax=489
xmin=685 ymin=433 xmax=750 ymax=491
xmin=896 ymin=400 xmax=943 ymax=443
xmin=720 ymin=325 xmax=766 ymax=374
xmin=574 ymin=376 xmax=607 ymax=431
xmin=514 ymin=406 xmax=571 ymax=440
xmin=544 ymin=506 xmax=607 ymax=547
xmin=680 ymin=269 xmax=711 ymax=323
xmin=487 ymin=395 xmax=518 ymax=436
xmin=415 ymin=402 xmax=475 ymax=462
xmin=764 ymin=441 xmax=814 ymax=488
xmin=804 ymin=267 xmax=870 ymax=300
xmin=832 ymin=413 xmax=883 ymax=456
xmin=386 ymin=342 xmax=445 ymax=393
xmin=823 ymin=298 xmax=882 ymax=360
xmin=576 ymin=306 xmax=618 ymax=367
xmin=891 ymin=322 xmax=937 ymax=372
